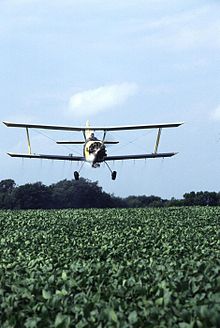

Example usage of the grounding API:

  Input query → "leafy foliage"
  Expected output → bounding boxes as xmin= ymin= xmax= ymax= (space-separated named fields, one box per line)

xmin=0 ymin=179 xmax=220 ymax=209
xmin=0 ymin=179 xmax=122 ymax=210
xmin=0 ymin=207 xmax=220 ymax=327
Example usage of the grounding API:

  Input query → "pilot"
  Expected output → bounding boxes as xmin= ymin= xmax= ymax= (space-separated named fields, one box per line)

xmin=88 ymin=132 xmax=98 ymax=141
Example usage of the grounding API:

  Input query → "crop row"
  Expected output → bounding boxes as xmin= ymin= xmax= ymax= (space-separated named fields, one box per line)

xmin=0 ymin=207 xmax=220 ymax=327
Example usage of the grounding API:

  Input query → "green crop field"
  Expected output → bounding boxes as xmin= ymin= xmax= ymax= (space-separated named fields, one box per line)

xmin=0 ymin=207 xmax=220 ymax=328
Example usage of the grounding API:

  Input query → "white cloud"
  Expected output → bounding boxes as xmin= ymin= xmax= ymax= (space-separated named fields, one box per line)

xmin=68 ymin=83 xmax=139 ymax=117
xmin=211 ymin=106 xmax=220 ymax=121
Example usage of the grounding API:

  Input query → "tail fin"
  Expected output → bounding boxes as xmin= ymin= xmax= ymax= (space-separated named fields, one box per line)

xmin=85 ymin=120 xmax=94 ymax=139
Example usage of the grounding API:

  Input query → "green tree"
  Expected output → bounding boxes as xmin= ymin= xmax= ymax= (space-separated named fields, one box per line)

xmin=125 ymin=195 xmax=163 ymax=208
xmin=50 ymin=178 xmax=117 ymax=208
xmin=183 ymin=191 xmax=220 ymax=206
xmin=0 ymin=179 xmax=16 ymax=209
xmin=13 ymin=182 xmax=52 ymax=209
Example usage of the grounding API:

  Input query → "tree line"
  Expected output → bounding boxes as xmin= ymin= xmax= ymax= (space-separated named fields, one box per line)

xmin=0 ymin=179 xmax=219 ymax=209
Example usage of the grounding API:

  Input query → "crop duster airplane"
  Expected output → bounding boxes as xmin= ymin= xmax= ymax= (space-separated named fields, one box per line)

xmin=3 ymin=120 xmax=183 ymax=180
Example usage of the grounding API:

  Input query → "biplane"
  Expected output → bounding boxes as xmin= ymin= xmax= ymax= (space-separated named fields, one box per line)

xmin=3 ymin=120 xmax=183 ymax=180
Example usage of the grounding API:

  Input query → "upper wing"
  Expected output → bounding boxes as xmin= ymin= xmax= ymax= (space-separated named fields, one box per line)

xmin=94 ymin=122 xmax=184 ymax=131
xmin=7 ymin=153 xmax=85 ymax=161
xmin=104 ymin=152 xmax=177 ymax=161
xmin=3 ymin=121 xmax=85 ymax=131
xmin=3 ymin=121 xmax=184 ymax=132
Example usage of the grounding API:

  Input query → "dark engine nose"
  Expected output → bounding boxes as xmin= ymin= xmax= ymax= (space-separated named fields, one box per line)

xmin=88 ymin=141 xmax=107 ymax=163
xmin=96 ymin=144 xmax=107 ymax=161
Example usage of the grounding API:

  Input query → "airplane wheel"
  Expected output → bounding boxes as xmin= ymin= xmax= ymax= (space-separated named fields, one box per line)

xmin=111 ymin=171 xmax=117 ymax=180
xmin=74 ymin=171 xmax=80 ymax=180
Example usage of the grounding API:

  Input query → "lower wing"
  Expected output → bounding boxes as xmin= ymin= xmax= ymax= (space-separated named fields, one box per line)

xmin=7 ymin=153 xmax=85 ymax=161
xmin=104 ymin=152 xmax=177 ymax=161
xmin=7 ymin=151 xmax=177 ymax=162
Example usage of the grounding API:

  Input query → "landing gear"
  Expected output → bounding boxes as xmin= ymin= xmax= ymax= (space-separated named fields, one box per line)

xmin=74 ymin=162 xmax=85 ymax=180
xmin=111 ymin=171 xmax=117 ymax=180
xmin=74 ymin=171 xmax=79 ymax=180
xmin=104 ymin=161 xmax=117 ymax=180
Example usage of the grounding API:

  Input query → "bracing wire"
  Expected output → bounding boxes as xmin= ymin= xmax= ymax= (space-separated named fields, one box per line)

xmin=32 ymin=128 xmax=155 ymax=157
xmin=33 ymin=129 xmax=82 ymax=156
xmin=113 ymin=130 xmax=154 ymax=154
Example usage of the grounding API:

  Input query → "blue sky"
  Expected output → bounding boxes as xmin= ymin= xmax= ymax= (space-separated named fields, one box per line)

xmin=0 ymin=0 xmax=219 ymax=198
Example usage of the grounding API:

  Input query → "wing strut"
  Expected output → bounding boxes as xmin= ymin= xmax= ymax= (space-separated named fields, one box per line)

xmin=102 ymin=130 xmax=107 ymax=142
xmin=26 ymin=128 xmax=32 ymax=154
xmin=154 ymin=128 xmax=162 ymax=154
